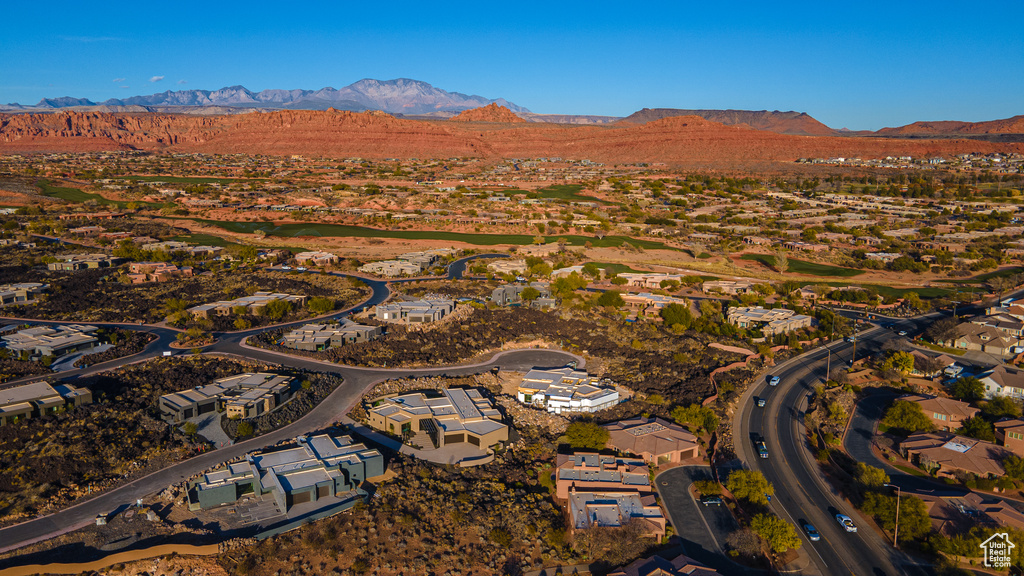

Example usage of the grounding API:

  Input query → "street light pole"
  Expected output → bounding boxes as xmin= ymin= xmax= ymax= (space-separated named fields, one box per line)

xmin=884 ymin=483 xmax=901 ymax=548
xmin=825 ymin=306 xmax=834 ymax=382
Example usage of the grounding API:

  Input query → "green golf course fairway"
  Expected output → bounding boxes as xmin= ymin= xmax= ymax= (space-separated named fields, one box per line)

xmin=192 ymin=219 xmax=679 ymax=250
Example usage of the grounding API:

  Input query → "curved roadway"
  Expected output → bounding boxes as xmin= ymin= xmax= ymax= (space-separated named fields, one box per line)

xmin=0 ymin=256 xmax=574 ymax=554
xmin=734 ymin=310 xmax=951 ymax=576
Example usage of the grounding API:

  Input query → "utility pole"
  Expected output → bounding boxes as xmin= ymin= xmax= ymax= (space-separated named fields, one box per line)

xmin=884 ymin=483 xmax=901 ymax=548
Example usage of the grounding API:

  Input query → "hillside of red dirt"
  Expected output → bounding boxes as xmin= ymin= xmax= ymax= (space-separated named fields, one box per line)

xmin=877 ymin=115 xmax=1024 ymax=136
xmin=1 ymin=110 xmax=1021 ymax=168
xmin=618 ymin=108 xmax=837 ymax=136
xmin=449 ymin=103 xmax=526 ymax=123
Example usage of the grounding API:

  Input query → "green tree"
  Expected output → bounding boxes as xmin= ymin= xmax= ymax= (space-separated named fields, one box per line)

xmin=726 ymin=470 xmax=774 ymax=506
xmin=694 ymin=479 xmax=722 ymax=495
xmin=959 ymin=416 xmax=995 ymax=442
xmin=611 ymin=276 xmax=629 ymax=286
xmin=951 ymin=377 xmax=984 ymax=402
xmin=983 ymin=396 xmax=1022 ymax=420
xmin=565 ymin=421 xmax=609 ymax=450
xmin=881 ymin=351 xmax=915 ymax=374
xmin=260 ymin=299 xmax=293 ymax=320
xmin=552 ymin=272 xmax=588 ymax=298
xmin=1005 ymin=455 xmax=1024 ymax=481
xmin=307 ymin=297 xmax=336 ymax=315
xmin=670 ymin=404 xmax=719 ymax=434
xmin=881 ymin=400 xmax=934 ymax=435
xmin=660 ymin=303 xmax=693 ymax=330
xmin=520 ymin=286 xmax=541 ymax=302
xmin=861 ymin=492 xmax=931 ymax=543
xmin=183 ymin=422 xmax=198 ymax=437
xmin=750 ymin=513 xmax=801 ymax=554
xmin=854 ymin=463 xmax=890 ymax=490
xmin=596 ymin=290 xmax=625 ymax=308
xmin=581 ymin=262 xmax=601 ymax=278
xmin=529 ymin=262 xmax=553 ymax=277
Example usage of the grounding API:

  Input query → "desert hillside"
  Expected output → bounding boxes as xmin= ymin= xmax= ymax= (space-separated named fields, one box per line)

xmin=1 ymin=109 xmax=1021 ymax=168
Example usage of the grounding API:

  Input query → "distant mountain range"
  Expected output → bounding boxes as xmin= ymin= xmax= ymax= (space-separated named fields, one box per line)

xmin=15 ymin=78 xmax=531 ymax=116
xmin=4 ymin=80 xmax=1021 ymax=138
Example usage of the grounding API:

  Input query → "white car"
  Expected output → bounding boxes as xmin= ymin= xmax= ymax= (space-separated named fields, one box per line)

xmin=836 ymin=513 xmax=857 ymax=533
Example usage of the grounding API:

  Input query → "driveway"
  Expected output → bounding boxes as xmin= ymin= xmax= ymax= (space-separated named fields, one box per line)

xmin=656 ymin=466 xmax=754 ymax=576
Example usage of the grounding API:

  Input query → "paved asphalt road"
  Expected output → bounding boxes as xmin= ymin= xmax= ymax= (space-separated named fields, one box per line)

xmin=737 ymin=332 xmax=908 ymax=576
xmin=0 ymin=258 xmax=572 ymax=553
xmin=0 ymin=346 xmax=583 ymax=553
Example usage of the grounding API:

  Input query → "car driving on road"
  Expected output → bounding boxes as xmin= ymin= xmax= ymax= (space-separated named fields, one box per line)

xmin=768 ymin=375 xmax=780 ymax=386
xmin=756 ymin=397 xmax=766 ymax=408
xmin=836 ymin=513 xmax=857 ymax=532
xmin=803 ymin=523 xmax=820 ymax=541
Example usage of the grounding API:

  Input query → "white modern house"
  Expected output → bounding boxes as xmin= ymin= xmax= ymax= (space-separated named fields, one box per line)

xmin=517 ymin=367 xmax=619 ymax=414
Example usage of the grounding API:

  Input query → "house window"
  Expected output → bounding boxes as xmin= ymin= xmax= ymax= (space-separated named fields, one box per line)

xmin=1011 ymin=432 xmax=1024 ymax=441
xmin=934 ymin=413 xmax=947 ymax=421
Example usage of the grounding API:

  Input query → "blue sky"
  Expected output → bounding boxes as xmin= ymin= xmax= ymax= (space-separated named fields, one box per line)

xmin=1 ymin=1 xmax=1021 ymax=130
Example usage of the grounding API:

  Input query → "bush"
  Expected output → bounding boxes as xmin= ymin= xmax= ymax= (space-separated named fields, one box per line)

xmin=236 ymin=421 xmax=254 ymax=437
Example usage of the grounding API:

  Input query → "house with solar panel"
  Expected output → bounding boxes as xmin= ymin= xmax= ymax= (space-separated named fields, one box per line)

xmin=602 ymin=416 xmax=701 ymax=464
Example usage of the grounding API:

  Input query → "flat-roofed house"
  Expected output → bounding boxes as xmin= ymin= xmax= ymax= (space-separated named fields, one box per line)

xmin=187 ymin=292 xmax=307 ymax=319
xmin=0 ymin=381 xmax=92 ymax=425
xmin=490 ymin=283 xmax=555 ymax=308
xmin=47 ymin=254 xmax=121 ymax=271
xmin=701 ymin=280 xmax=755 ymax=295
xmin=367 ymin=388 xmax=507 ymax=450
xmin=727 ymin=306 xmax=813 ymax=335
xmin=188 ymin=433 xmax=383 ymax=512
xmin=567 ymin=489 xmax=666 ymax=538
xmin=1 ymin=324 xmax=99 ymax=358
xmin=554 ymin=453 xmax=651 ymax=499
xmin=374 ymin=298 xmax=455 ymax=324
xmin=603 ymin=416 xmax=700 ymax=464
xmin=159 ymin=373 xmax=295 ymax=423
xmin=280 ymin=322 xmax=383 ymax=351
xmin=0 ymin=282 xmax=48 ymax=306
xmin=518 ymin=367 xmax=619 ymax=414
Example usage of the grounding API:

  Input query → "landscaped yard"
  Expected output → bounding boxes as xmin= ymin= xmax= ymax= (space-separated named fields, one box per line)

xmin=740 ymin=253 xmax=864 ymax=277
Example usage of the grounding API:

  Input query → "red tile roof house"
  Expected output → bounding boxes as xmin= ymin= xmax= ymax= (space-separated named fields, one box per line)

xmin=897 ymin=394 xmax=980 ymax=432
xmin=603 ymin=417 xmax=700 ymax=465
xmin=900 ymin=432 xmax=1012 ymax=479
xmin=995 ymin=418 xmax=1024 ymax=457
